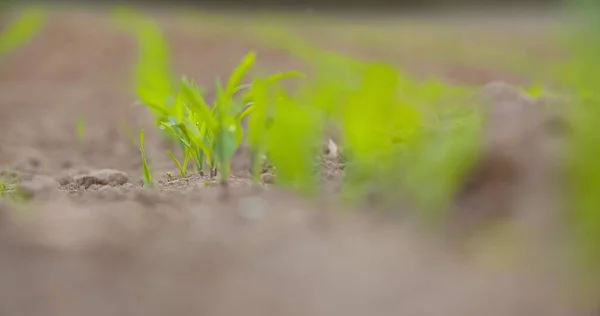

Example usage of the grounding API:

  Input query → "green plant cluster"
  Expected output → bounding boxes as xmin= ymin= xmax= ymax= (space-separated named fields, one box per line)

xmin=114 ymin=9 xmax=481 ymax=211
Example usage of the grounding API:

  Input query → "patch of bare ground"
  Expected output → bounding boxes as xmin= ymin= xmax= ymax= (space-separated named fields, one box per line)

xmin=0 ymin=9 xmax=593 ymax=316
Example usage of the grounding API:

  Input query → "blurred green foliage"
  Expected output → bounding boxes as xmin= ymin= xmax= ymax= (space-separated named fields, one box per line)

xmin=0 ymin=5 xmax=46 ymax=57
xmin=565 ymin=0 xmax=600 ymax=287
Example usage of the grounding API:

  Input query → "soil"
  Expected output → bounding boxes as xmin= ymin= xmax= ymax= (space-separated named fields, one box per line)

xmin=0 ymin=9 xmax=591 ymax=316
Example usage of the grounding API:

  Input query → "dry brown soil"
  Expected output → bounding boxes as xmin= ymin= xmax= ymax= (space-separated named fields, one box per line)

xmin=0 ymin=9 xmax=591 ymax=316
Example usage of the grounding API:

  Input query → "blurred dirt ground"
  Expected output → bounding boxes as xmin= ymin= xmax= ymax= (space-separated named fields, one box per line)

xmin=0 ymin=8 xmax=592 ymax=316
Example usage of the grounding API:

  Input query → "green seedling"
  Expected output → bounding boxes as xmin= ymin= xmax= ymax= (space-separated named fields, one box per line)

xmin=168 ymin=150 xmax=190 ymax=178
xmin=248 ymin=24 xmax=483 ymax=210
xmin=311 ymin=61 xmax=423 ymax=203
xmin=208 ymin=54 xmax=304 ymax=182
xmin=265 ymin=86 xmax=324 ymax=195
xmin=112 ymin=7 xmax=173 ymax=109
xmin=139 ymin=129 xmax=153 ymax=187
xmin=118 ymin=9 xmax=310 ymax=189
xmin=0 ymin=5 xmax=47 ymax=57
xmin=208 ymin=51 xmax=258 ymax=184
xmin=244 ymin=70 xmax=305 ymax=181
xmin=112 ymin=7 xmax=183 ymax=148
xmin=114 ymin=9 xmax=210 ymax=174
xmin=246 ymin=77 xmax=270 ymax=182
xmin=123 ymin=10 xmax=484 ymax=218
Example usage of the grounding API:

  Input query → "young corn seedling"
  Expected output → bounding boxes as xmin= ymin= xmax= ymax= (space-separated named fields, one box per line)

xmin=210 ymin=51 xmax=258 ymax=187
xmin=264 ymin=85 xmax=324 ymax=195
xmin=168 ymin=151 xmax=190 ymax=178
xmin=165 ymin=77 xmax=215 ymax=175
xmin=385 ymin=75 xmax=480 ymax=218
xmin=249 ymin=26 xmax=484 ymax=217
xmin=164 ymin=52 xmax=301 ymax=185
xmin=112 ymin=8 xmax=187 ymax=150
xmin=116 ymin=9 xmax=306 ymax=186
xmin=243 ymin=70 xmax=305 ymax=182
xmin=139 ymin=129 xmax=153 ymax=187
xmin=332 ymin=62 xmax=422 ymax=203
xmin=246 ymin=77 xmax=270 ymax=182
xmin=114 ymin=9 xmax=216 ymax=177
xmin=287 ymin=33 xmax=476 ymax=214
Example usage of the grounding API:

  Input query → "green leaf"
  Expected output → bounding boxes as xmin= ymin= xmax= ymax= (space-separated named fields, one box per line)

xmin=119 ymin=11 xmax=174 ymax=112
xmin=176 ymin=122 xmax=212 ymax=164
xmin=180 ymin=77 xmax=216 ymax=128
xmin=232 ymin=83 xmax=252 ymax=95
xmin=242 ymin=70 xmax=305 ymax=104
xmin=341 ymin=62 xmax=399 ymax=166
xmin=168 ymin=151 xmax=188 ymax=178
xmin=160 ymin=122 xmax=191 ymax=147
xmin=139 ymin=129 xmax=153 ymax=187
xmin=266 ymin=89 xmax=323 ymax=195
xmin=223 ymin=51 xmax=256 ymax=108
xmin=237 ymin=103 xmax=255 ymax=121
xmin=0 ymin=5 xmax=47 ymax=57
xmin=215 ymin=128 xmax=238 ymax=163
xmin=247 ymin=78 xmax=269 ymax=148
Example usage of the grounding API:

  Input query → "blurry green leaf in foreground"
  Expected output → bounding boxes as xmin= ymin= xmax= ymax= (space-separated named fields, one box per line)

xmin=267 ymin=88 xmax=323 ymax=195
xmin=0 ymin=6 xmax=47 ymax=57
xmin=111 ymin=7 xmax=174 ymax=112
xmin=341 ymin=63 xmax=400 ymax=166
xmin=566 ymin=0 xmax=600 ymax=281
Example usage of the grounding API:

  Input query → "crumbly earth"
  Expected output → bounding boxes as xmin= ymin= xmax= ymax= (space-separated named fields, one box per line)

xmin=0 ymin=9 xmax=593 ymax=316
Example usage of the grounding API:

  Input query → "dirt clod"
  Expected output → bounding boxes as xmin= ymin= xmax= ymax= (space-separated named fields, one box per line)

xmin=68 ymin=169 xmax=130 ymax=189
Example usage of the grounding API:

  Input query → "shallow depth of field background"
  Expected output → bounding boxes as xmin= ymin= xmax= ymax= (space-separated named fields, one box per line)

xmin=2 ymin=2 xmax=600 ymax=316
